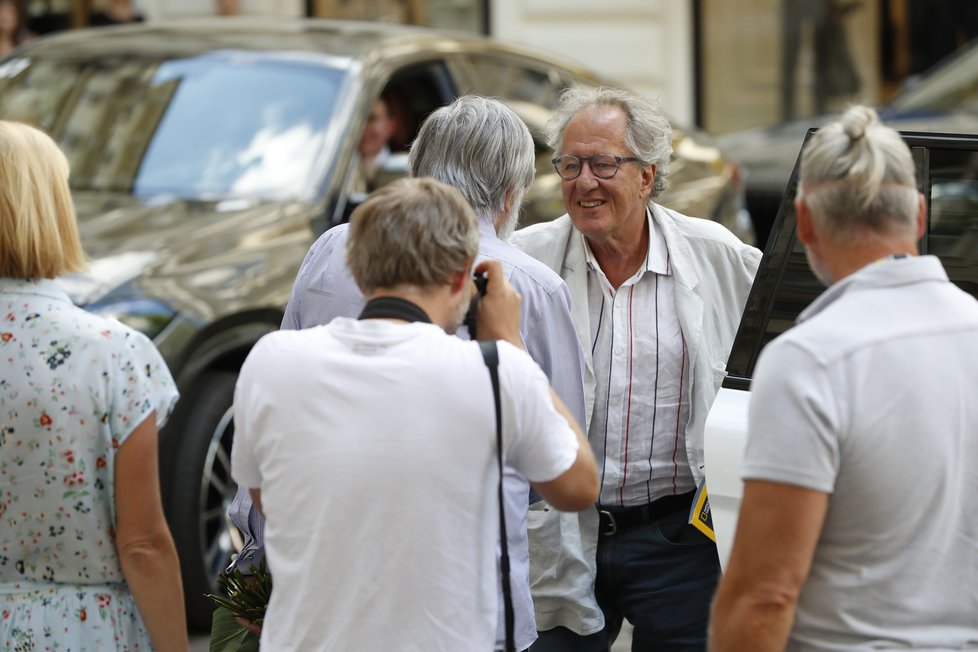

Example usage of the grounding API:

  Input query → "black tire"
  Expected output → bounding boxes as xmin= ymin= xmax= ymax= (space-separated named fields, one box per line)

xmin=164 ymin=370 xmax=242 ymax=632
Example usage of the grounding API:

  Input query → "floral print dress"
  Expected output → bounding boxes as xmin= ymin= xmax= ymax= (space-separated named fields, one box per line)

xmin=0 ymin=278 xmax=179 ymax=651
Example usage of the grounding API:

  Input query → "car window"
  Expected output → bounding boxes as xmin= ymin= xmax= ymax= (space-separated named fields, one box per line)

xmin=0 ymin=53 xmax=346 ymax=202
xmin=380 ymin=60 xmax=457 ymax=153
xmin=725 ymin=132 xmax=978 ymax=385
xmin=928 ymin=147 xmax=978 ymax=296
xmin=458 ymin=54 xmax=566 ymax=109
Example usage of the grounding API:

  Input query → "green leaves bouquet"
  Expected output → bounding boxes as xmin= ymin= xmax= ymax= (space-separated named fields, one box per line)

xmin=206 ymin=562 xmax=272 ymax=652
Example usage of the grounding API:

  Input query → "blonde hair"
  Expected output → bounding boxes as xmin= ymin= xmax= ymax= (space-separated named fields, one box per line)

xmin=346 ymin=177 xmax=479 ymax=293
xmin=0 ymin=121 xmax=85 ymax=279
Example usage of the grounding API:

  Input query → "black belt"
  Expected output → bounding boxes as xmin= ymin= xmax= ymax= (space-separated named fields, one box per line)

xmin=598 ymin=491 xmax=695 ymax=537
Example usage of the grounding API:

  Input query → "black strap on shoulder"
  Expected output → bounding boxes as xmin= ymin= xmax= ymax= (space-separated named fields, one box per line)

xmin=358 ymin=296 xmax=431 ymax=323
xmin=478 ymin=339 xmax=514 ymax=652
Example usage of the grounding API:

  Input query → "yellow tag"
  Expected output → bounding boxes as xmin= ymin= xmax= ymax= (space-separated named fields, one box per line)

xmin=688 ymin=480 xmax=716 ymax=542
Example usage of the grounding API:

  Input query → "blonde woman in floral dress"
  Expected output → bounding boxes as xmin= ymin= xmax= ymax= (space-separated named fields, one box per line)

xmin=0 ymin=121 xmax=188 ymax=651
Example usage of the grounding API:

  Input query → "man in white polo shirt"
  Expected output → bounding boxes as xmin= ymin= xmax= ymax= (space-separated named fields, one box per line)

xmin=710 ymin=106 xmax=978 ymax=650
xmin=231 ymin=178 xmax=598 ymax=652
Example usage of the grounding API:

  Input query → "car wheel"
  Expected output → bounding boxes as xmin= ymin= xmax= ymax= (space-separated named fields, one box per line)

xmin=166 ymin=370 xmax=244 ymax=631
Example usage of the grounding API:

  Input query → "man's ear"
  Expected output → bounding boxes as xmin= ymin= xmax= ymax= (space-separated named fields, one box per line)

xmin=796 ymin=197 xmax=816 ymax=246
xmin=494 ymin=188 xmax=516 ymax=232
xmin=449 ymin=263 xmax=473 ymax=294
xmin=915 ymin=192 xmax=927 ymax=240
xmin=641 ymin=163 xmax=656 ymax=198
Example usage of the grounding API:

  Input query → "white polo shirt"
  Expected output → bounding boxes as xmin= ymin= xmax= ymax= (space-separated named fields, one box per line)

xmin=231 ymin=318 xmax=580 ymax=652
xmin=744 ymin=255 xmax=978 ymax=650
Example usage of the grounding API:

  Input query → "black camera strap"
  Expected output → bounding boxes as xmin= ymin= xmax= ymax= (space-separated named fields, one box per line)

xmin=478 ymin=340 xmax=515 ymax=652
xmin=358 ymin=296 xmax=431 ymax=323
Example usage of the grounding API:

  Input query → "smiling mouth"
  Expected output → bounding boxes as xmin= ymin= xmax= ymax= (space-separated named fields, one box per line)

xmin=579 ymin=200 xmax=603 ymax=208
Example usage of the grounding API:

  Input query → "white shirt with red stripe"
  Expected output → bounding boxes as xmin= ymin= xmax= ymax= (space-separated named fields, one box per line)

xmin=583 ymin=210 xmax=694 ymax=508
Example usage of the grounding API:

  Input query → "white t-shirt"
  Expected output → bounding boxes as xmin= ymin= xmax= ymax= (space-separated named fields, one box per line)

xmin=231 ymin=317 xmax=580 ymax=652
xmin=744 ymin=256 xmax=978 ymax=651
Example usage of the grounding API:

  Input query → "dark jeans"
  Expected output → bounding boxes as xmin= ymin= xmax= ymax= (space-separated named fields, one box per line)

xmin=530 ymin=508 xmax=721 ymax=652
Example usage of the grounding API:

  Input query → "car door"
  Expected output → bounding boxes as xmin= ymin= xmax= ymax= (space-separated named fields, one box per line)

xmin=705 ymin=131 xmax=978 ymax=567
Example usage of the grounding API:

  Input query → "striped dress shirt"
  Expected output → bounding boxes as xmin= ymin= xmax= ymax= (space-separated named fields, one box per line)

xmin=583 ymin=213 xmax=694 ymax=508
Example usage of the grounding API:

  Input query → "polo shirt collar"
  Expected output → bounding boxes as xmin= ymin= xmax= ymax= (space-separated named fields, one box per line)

xmin=798 ymin=254 xmax=949 ymax=324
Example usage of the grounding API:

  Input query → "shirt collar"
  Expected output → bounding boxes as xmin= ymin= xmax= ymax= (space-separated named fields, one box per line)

xmin=477 ymin=219 xmax=498 ymax=241
xmin=582 ymin=207 xmax=671 ymax=279
xmin=797 ymin=255 xmax=949 ymax=324
xmin=0 ymin=277 xmax=73 ymax=304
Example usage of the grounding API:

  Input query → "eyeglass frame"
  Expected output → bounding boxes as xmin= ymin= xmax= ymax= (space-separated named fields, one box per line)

xmin=550 ymin=153 xmax=642 ymax=180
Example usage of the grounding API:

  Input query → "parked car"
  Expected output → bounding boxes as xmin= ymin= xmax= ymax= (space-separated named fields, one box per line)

xmin=0 ymin=17 xmax=751 ymax=628
xmin=720 ymin=40 xmax=978 ymax=248
xmin=704 ymin=129 xmax=978 ymax=567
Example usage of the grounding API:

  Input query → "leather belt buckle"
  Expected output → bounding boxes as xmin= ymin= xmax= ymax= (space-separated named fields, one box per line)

xmin=599 ymin=509 xmax=617 ymax=536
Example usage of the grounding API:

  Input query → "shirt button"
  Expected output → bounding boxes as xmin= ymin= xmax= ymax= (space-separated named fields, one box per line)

xmin=615 ymin=348 xmax=624 ymax=356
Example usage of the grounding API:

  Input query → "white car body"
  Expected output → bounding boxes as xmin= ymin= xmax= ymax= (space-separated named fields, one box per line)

xmin=703 ymin=387 xmax=751 ymax=569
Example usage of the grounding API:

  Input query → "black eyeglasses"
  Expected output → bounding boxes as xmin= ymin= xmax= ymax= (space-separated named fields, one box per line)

xmin=551 ymin=153 xmax=640 ymax=180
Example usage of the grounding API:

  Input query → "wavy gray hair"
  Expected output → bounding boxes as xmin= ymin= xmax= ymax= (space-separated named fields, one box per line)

xmin=546 ymin=86 xmax=673 ymax=199
xmin=408 ymin=95 xmax=535 ymax=227
xmin=798 ymin=105 xmax=919 ymax=238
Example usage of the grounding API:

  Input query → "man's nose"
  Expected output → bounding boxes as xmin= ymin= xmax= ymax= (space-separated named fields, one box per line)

xmin=575 ymin=163 xmax=600 ymax=190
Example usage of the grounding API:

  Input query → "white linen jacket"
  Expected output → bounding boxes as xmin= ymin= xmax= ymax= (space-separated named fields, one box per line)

xmin=509 ymin=202 xmax=761 ymax=633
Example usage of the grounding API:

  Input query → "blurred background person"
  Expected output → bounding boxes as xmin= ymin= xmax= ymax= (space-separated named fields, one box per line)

xmin=0 ymin=120 xmax=187 ymax=651
xmin=89 ymin=0 xmax=143 ymax=26
xmin=0 ymin=0 xmax=28 ymax=57
xmin=215 ymin=0 xmax=239 ymax=17
xmin=780 ymin=0 xmax=861 ymax=121
xmin=351 ymin=95 xmax=398 ymax=193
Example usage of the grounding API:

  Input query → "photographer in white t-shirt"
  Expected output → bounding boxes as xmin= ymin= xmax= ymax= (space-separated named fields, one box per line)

xmin=231 ymin=177 xmax=599 ymax=652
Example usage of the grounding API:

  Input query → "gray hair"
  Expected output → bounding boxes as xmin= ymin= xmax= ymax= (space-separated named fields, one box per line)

xmin=546 ymin=86 xmax=673 ymax=198
xmin=799 ymin=105 xmax=919 ymax=238
xmin=407 ymin=95 xmax=535 ymax=225
xmin=345 ymin=177 xmax=479 ymax=293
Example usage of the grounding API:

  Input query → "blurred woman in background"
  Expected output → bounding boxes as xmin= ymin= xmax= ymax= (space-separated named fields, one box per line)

xmin=0 ymin=0 xmax=28 ymax=58
xmin=0 ymin=120 xmax=188 ymax=651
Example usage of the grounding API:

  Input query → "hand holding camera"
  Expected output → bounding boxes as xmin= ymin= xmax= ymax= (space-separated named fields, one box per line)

xmin=467 ymin=259 xmax=523 ymax=348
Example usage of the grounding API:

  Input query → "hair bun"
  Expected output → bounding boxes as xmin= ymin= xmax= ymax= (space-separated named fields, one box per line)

xmin=840 ymin=105 xmax=877 ymax=142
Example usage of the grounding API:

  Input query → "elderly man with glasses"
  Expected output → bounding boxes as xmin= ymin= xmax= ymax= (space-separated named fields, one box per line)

xmin=510 ymin=87 xmax=761 ymax=651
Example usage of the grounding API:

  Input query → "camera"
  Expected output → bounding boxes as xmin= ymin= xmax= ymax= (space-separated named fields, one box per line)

xmin=464 ymin=271 xmax=488 ymax=339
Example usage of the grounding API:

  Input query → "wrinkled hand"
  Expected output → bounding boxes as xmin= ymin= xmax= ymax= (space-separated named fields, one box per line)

xmin=474 ymin=259 xmax=524 ymax=349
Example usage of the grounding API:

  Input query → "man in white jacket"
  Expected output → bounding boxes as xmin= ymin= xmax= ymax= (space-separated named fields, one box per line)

xmin=510 ymin=87 xmax=760 ymax=651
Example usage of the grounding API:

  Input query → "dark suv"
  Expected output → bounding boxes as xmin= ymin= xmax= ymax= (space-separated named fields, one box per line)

xmin=704 ymin=130 xmax=978 ymax=567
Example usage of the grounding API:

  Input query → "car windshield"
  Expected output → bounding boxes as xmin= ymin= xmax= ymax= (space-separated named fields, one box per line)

xmin=0 ymin=51 xmax=346 ymax=201
xmin=887 ymin=44 xmax=978 ymax=115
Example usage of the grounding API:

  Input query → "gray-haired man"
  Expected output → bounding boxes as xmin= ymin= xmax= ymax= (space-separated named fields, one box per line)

xmin=227 ymin=95 xmax=587 ymax=651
